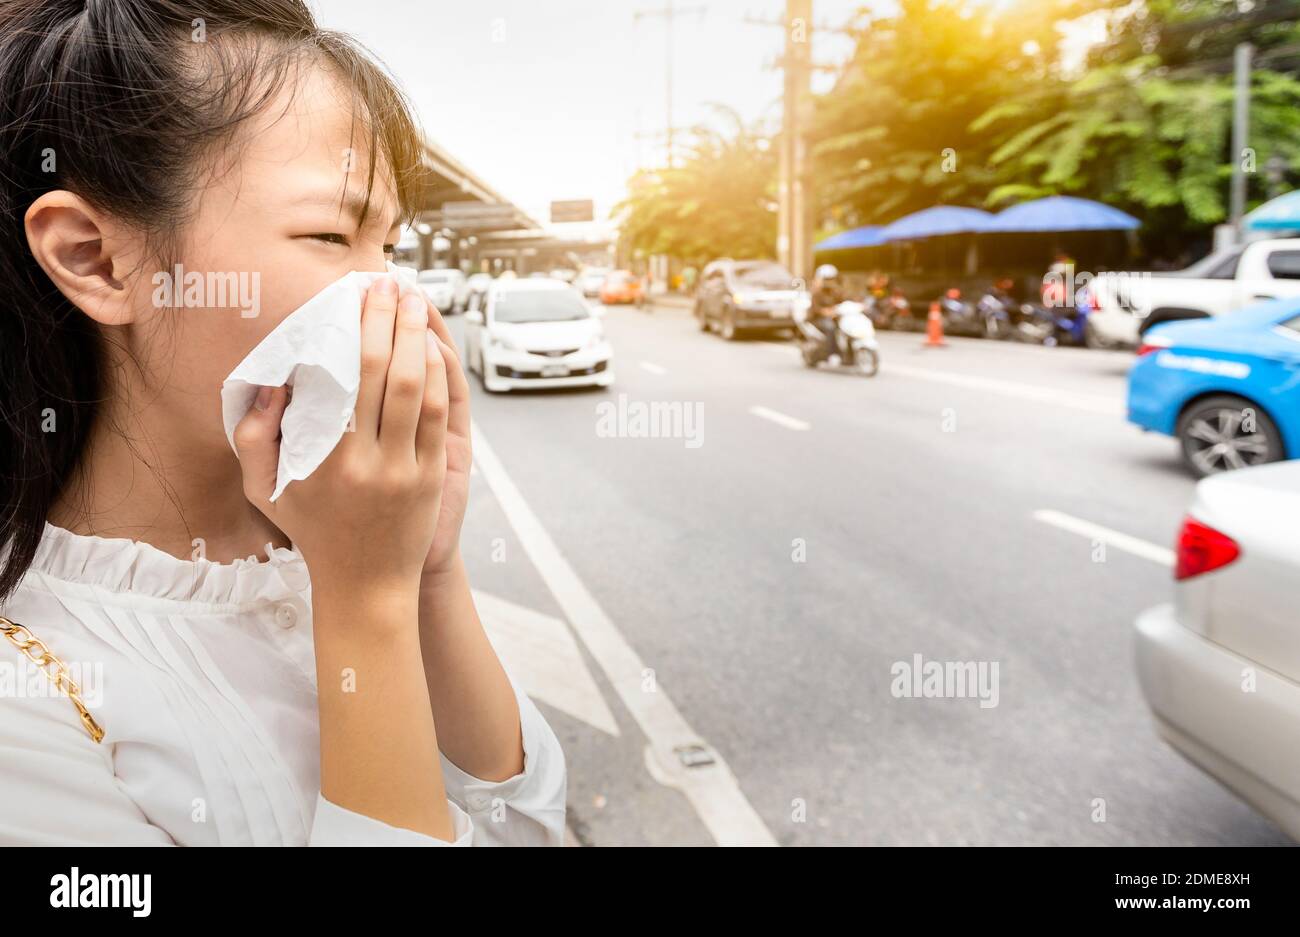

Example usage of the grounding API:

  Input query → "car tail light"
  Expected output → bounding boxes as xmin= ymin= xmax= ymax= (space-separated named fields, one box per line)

xmin=1137 ymin=334 xmax=1173 ymax=356
xmin=1174 ymin=516 xmax=1240 ymax=581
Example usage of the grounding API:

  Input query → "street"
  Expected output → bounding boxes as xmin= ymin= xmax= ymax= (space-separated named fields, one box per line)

xmin=449 ymin=297 xmax=1290 ymax=847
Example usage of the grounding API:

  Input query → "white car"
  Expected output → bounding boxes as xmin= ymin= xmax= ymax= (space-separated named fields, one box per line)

xmin=463 ymin=278 xmax=614 ymax=393
xmin=466 ymin=272 xmax=493 ymax=305
xmin=417 ymin=268 xmax=469 ymax=314
xmin=576 ymin=267 xmax=610 ymax=299
xmin=1135 ymin=459 xmax=1300 ymax=839
xmin=1091 ymin=238 xmax=1300 ymax=348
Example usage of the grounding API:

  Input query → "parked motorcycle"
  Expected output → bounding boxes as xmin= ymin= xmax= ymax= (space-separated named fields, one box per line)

xmin=1009 ymin=300 xmax=1089 ymax=346
xmin=793 ymin=298 xmax=880 ymax=377
xmin=865 ymin=289 xmax=914 ymax=331
xmin=936 ymin=288 xmax=986 ymax=337
xmin=974 ymin=281 xmax=1018 ymax=340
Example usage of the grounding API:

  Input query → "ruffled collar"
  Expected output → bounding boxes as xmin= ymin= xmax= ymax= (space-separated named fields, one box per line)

xmin=24 ymin=522 xmax=310 ymax=608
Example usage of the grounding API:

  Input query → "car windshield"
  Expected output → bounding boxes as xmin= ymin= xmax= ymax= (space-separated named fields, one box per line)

xmin=493 ymin=289 xmax=592 ymax=323
xmin=1170 ymin=248 xmax=1243 ymax=279
xmin=733 ymin=263 xmax=795 ymax=289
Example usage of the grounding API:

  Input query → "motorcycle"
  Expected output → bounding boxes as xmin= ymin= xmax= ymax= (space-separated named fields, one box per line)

xmin=974 ymin=285 xmax=1017 ymax=340
xmin=865 ymin=289 xmax=914 ymax=331
xmin=936 ymin=288 xmax=986 ymax=337
xmin=793 ymin=298 xmax=880 ymax=377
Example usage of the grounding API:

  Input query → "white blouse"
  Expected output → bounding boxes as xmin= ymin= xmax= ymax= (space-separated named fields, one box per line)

xmin=0 ymin=523 xmax=567 ymax=846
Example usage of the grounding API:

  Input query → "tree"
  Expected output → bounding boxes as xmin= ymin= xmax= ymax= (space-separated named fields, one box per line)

xmin=977 ymin=0 xmax=1300 ymax=249
xmin=811 ymin=0 xmax=1098 ymax=232
xmin=613 ymin=106 xmax=778 ymax=264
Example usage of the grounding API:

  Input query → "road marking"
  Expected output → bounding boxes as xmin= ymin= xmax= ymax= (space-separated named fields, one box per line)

xmin=471 ymin=420 xmax=777 ymax=846
xmin=1033 ymin=509 xmax=1175 ymax=566
xmin=473 ymin=589 xmax=620 ymax=737
xmin=749 ymin=405 xmax=810 ymax=431
xmin=639 ymin=361 xmax=667 ymax=375
xmin=882 ymin=363 xmax=1122 ymax=415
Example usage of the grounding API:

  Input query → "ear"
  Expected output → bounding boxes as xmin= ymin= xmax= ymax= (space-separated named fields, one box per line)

xmin=24 ymin=190 xmax=146 ymax=326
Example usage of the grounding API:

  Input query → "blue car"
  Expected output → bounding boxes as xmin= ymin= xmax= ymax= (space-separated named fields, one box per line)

xmin=1127 ymin=300 xmax=1300 ymax=476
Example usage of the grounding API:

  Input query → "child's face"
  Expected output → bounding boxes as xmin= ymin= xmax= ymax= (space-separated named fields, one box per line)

xmin=127 ymin=64 xmax=404 ymax=451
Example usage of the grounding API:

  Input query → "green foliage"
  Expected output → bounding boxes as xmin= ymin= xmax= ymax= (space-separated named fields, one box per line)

xmin=613 ymin=105 xmax=778 ymax=264
xmin=617 ymin=0 xmax=1300 ymax=262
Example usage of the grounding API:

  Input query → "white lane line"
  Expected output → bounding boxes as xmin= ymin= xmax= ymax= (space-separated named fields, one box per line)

xmin=472 ymin=589 xmax=621 ymax=737
xmin=639 ymin=361 xmax=667 ymax=375
xmin=1033 ymin=509 xmax=1175 ymax=566
xmin=883 ymin=363 xmax=1122 ymax=416
xmin=471 ymin=420 xmax=777 ymax=846
xmin=749 ymin=405 xmax=810 ymax=431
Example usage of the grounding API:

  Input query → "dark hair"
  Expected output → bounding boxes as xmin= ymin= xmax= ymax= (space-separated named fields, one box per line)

xmin=0 ymin=0 xmax=425 ymax=603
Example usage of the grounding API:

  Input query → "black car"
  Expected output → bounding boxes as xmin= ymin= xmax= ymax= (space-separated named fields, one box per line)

xmin=694 ymin=259 xmax=801 ymax=340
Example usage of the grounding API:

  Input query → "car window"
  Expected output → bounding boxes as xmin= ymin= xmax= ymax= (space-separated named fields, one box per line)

xmin=732 ymin=262 xmax=795 ymax=289
xmin=1266 ymin=251 xmax=1300 ymax=280
xmin=492 ymin=289 xmax=592 ymax=323
xmin=1203 ymin=251 xmax=1242 ymax=279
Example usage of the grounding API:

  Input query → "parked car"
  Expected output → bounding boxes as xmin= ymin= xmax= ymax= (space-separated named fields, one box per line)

xmin=463 ymin=278 xmax=614 ymax=393
xmin=1091 ymin=238 xmax=1300 ymax=347
xmin=598 ymin=270 xmax=644 ymax=305
xmin=417 ymin=267 xmax=469 ymax=314
xmin=577 ymin=267 xmax=610 ymax=298
xmin=466 ymin=272 xmax=493 ymax=308
xmin=694 ymin=259 xmax=801 ymax=340
xmin=1127 ymin=300 xmax=1300 ymax=476
xmin=1135 ymin=459 xmax=1300 ymax=841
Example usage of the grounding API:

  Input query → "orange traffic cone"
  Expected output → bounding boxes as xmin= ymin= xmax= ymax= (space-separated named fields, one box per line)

xmin=923 ymin=301 xmax=947 ymax=347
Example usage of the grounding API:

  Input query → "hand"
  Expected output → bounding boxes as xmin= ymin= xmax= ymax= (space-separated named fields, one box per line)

xmin=233 ymin=276 xmax=451 ymax=608
xmin=418 ymin=297 xmax=472 ymax=581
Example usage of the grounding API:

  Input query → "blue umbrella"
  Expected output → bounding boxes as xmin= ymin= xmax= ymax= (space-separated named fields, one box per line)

xmin=878 ymin=206 xmax=996 ymax=241
xmin=1245 ymin=190 xmax=1300 ymax=231
xmin=815 ymin=225 xmax=886 ymax=251
xmin=987 ymin=195 xmax=1139 ymax=232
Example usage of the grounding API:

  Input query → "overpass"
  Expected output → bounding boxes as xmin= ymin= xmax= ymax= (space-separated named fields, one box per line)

xmin=398 ymin=138 xmax=612 ymax=273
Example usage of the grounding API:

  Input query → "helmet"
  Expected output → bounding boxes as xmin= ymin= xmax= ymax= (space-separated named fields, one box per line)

xmin=815 ymin=263 xmax=839 ymax=281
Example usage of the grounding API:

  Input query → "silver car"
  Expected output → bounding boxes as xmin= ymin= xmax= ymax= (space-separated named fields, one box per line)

xmin=1135 ymin=459 xmax=1300 ymax=839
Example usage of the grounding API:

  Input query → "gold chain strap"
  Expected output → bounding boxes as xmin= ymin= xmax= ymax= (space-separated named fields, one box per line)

xmin=0 ymin=614 xmax=105 ymax=743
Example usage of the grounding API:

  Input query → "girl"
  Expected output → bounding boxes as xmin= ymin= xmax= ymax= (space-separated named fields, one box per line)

xmin=0 ymin=0 xmax=566 ymax=845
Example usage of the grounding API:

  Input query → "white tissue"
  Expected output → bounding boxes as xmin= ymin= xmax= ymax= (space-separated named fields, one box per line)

xmin=221 ymin=261 xmax=420 ymax=502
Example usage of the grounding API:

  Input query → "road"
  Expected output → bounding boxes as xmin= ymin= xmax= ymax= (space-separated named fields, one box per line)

xmin=447 ymin=296 xmax=1291 ymax=846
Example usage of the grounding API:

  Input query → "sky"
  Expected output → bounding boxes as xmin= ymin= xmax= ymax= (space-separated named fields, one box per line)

xmin=309 ymin=0 xmax=868 ymax=231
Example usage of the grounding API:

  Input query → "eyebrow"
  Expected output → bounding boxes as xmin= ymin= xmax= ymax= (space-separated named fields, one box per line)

xmin=290 ymin=190 xmax=402 ymax=233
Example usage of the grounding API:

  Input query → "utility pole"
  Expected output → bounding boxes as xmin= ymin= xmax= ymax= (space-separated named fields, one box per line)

xmin=779 ymin=0 xmax=813 ymax=282
xmin=634 ymin=1 xmax=704 ymax=169
xmin=1230 ymin=41 xmax=1253 ymax=242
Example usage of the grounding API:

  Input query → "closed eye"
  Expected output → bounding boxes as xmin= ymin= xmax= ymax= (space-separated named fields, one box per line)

xmin=302 ymin=234 xmax=396 ymax=255
xmin=303 ymin=233 xmax=351 ymax=247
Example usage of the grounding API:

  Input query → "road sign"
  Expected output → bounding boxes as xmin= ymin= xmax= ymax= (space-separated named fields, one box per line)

xmin=551 ymin=199 xmax=594 ymax=224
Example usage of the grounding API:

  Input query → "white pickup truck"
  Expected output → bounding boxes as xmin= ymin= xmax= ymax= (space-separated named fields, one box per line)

xmin=1089 ymin=238 xmax=1300 ymax=348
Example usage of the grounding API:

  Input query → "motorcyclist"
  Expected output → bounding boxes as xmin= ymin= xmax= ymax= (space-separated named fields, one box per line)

xmin=808 ymin=263 xmax=845 ymax=364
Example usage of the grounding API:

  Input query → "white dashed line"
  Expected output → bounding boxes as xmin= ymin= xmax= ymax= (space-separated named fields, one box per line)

xmin=471 ymin=420 xmax=777 ymax=846
xmin=749 ymin=405 xmax=810 ymax=431
xmin=639 ymin=361 xmax=667 ymax=375
xmin=1033 ymin=509 xmax=1175 ymax=566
